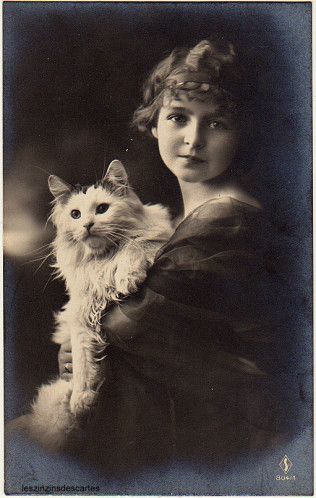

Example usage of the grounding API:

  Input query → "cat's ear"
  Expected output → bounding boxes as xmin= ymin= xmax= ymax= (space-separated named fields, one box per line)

xmin=103 ymin=160 xmax=129 ymax=194
xmin=48 ymin=175 xmax=72 ymax=199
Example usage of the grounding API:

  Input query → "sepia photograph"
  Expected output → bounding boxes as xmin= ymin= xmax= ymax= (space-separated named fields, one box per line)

xmin=3 ymin=1 xmax=313 ymax=495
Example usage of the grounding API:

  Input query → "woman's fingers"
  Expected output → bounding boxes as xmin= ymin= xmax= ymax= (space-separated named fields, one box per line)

xmin=64 ymin=362 xmax=73 ymax=373
xmin=58 ymin=341 xmax=73 ymax=379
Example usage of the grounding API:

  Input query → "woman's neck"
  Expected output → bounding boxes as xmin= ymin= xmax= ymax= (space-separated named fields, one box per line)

xmin=178 ymin=179 xmax=261 ymax=220
xmin=179 ymin=179 xmax=231 ymax=218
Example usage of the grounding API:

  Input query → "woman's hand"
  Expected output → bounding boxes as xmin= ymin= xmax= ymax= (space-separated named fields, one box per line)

xmin=58 ymin=339 xmax=73 ymax=381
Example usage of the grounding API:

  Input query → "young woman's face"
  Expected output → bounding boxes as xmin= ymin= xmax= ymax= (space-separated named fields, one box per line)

xmin=152 ymin=95 xmax=240 ymax=183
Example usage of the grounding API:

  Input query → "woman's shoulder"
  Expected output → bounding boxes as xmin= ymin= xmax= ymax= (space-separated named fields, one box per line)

xmin=154 ymin=195 xmax=270 ymax=269
xmin=173 ymin=194 xmax=264 ymax=238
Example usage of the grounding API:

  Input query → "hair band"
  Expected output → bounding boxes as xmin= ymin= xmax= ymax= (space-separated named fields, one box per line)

xmin=165 ymin=71 xmax=213 ymax=92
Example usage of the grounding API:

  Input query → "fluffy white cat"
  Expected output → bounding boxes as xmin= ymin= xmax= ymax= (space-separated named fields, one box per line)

xmin=8 ymin=159 xmax=173 ymax=452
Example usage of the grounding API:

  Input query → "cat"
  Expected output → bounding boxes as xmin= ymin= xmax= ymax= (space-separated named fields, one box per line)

xmin=8 ymin=159 xmax=173 ymax=452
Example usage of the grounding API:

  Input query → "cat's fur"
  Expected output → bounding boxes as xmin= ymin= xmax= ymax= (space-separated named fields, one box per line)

xmin=9 ymin=160 xmax=173 ymax=452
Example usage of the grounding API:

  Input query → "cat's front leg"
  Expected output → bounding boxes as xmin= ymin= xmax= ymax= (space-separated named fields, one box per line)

xmin=114 ymin=241 xmax=159 ymax=296
xmin=52 ymin=309 xmax=71 ymax=346
xmin=69 ymin=323 xmax=101 ymax=417
xmin=114 ymin=246 xmax=151 ymax=296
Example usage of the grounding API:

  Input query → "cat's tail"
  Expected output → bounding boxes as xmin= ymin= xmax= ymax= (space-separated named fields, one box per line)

xmin=6 ymin=379 xmax=77 ymax=453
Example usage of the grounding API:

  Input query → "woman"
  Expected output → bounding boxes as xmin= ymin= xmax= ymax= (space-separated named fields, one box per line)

xmin=59 ymin=38 xmax=294 ymax=471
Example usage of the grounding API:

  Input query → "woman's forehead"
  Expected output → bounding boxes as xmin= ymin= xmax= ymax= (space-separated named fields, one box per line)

xmin=161 ymin=94 xmax=231 ymax=116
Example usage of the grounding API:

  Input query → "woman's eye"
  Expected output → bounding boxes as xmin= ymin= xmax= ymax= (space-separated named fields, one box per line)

xmin=96 ymin=203 xmax=109 ymax=214
xmin=168 ymin=114 xmax=187 ymax=124
xmin=71 ymin=209 xmax=81 ymax=219
xmin=208 ymin=120 xmax=225 ymax=129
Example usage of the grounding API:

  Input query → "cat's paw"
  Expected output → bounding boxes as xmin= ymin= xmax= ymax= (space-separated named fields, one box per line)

xmin=115 ymin=269 xmax=147 ymax=296
xmin=104 ymin=286 xmax=122 ymax=303
xmin=70 ymin=390 xmax=97 ymax=417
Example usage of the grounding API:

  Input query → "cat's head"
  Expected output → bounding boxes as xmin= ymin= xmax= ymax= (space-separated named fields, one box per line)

xmin=48 ymin=160 xmax=145 ymax=257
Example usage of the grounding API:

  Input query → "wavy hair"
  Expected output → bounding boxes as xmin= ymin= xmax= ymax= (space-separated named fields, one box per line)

xmin=132 ymin=38 xmax=254 ymax=136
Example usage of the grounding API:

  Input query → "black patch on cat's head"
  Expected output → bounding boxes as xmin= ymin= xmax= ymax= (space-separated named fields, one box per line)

xmin=74 ymin=184 xmax=89 ymax=194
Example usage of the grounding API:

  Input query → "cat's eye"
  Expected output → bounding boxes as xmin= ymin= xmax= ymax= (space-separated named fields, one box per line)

xmin=71 ymin=209 xmax=81 ymax=219
xmin=96 ymin=203 xmax=109 ymax=214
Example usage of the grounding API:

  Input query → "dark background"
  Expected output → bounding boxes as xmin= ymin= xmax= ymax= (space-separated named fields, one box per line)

xmin=4 ymin=1 xmax=312 ymax=441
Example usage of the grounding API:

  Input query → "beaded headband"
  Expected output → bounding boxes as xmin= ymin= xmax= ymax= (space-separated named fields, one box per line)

xmin=163 ymin=70 xmax=246 ymax=103
xmin=165 ymin=71 xmax=215 ymax=93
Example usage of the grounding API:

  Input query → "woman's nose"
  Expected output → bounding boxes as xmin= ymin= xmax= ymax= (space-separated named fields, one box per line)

xmin=184 ymin=122 xmax=205 ymax=149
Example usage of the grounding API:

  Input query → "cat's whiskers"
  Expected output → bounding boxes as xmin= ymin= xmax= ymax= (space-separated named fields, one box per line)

xmin=101 ymin=149 xmax=108 ymax=180
xmin=99 ymin=223 xmax=134 ymax=232
xmin=32 ymin=251 xmax=55 ymax=275
xmin=93 ymin=222 xmax=137 ymax=234
xmin=93 ymin=227 xmax=131 ymax=241
xmin=87 ymin=231 xmax=120 ymax=248
xmin=103 ymin=233 xmax=120 ymax=247
xmin=101 ymin=230 xmax=141 ymax=251
xmin=24 ymin=241 xmax=54 ymax=256
xmin=44 ymin=212 xmax=55 ymax=231
xmin=23 ymin=245 xmax=55 ymax=266
xmin=94 ymin=233 xmax=121 ymax=252
xmin=22 ymin=253 xmax=53 ymax=266
xmin=42 ymin=273 xmax=54 ymax=292
xmin=91 ymin=228 xmax=125 ymax=239
xmin=31 ymin=164 xmax=55 ymax=177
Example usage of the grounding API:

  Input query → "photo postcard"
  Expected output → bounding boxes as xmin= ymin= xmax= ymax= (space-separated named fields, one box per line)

xmin=3 ymin=1 xmax=313 ymax=495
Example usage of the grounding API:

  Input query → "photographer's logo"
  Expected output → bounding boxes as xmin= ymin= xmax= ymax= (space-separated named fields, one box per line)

xmin=279 ymin=455 xmax=293 ymax=474
xmin=276 ymin=455 xmax=295 ymax=481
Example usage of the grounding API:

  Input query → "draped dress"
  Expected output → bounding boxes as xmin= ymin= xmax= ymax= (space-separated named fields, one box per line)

xmin=76 ymin=196 xmax=298 ymax=472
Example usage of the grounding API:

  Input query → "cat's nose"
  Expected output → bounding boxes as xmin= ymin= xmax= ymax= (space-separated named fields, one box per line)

xmin=84 ymin=222 xmax=94 ymax=232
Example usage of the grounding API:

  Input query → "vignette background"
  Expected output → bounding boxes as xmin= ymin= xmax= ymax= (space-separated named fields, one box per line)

xmin=4 ymin=2 xmax=312 ymax=495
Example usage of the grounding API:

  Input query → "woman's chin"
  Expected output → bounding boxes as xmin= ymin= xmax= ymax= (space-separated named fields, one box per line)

xmin=173 ymin=166 xmax=208 ymax=183
xmin=176 ymin=169 xmax=228 ymax=184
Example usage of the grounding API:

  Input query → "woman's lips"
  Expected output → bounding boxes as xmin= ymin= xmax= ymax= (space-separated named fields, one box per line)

xmin=178 ymin=155 xmax=205 ymax=163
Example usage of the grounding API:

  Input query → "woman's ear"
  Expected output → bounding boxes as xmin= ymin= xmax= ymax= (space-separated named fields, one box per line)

xmin=151 ymin=127 xmax=158 ymax=139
